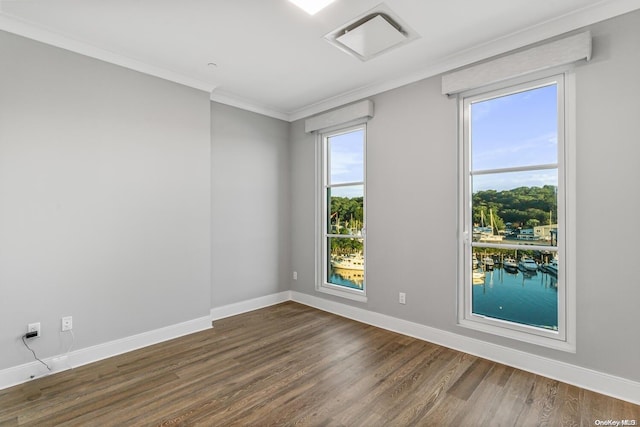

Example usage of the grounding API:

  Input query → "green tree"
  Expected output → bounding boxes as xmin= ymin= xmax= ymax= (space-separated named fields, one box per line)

xmin=473 ymin=185 xmax=557 ymax=230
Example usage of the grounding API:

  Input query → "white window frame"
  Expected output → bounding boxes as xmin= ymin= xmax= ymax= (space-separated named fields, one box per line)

xmin=457 ymin=70 xmax=576 ymax=352
xmin=316 ymin=123 xmax=367 ymax=302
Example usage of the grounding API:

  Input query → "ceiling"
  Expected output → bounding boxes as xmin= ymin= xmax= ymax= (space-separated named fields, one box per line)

xmin=0 ymin=0 xmax=637 ymax=121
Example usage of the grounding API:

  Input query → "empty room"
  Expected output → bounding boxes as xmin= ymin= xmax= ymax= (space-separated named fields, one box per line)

xmin=1 ymin=0 xmax=639 ymax=425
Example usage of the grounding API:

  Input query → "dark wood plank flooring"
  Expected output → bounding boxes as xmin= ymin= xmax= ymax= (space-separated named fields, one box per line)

xmin=1 ymin=302 xmax=638 ymax=426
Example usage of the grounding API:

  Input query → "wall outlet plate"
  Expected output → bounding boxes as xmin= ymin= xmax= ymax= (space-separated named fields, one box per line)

xmin=28 ymin=322 xmax=41 ymax=337
xmin=61 ymin=316 xmax=73 ymax=331
xmin=399 ymin=292 xmax=406 ymax=304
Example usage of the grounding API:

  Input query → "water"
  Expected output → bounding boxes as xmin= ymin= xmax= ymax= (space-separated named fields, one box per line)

xmin=328 ymin=263 xmax=558 ymax=330
xmin=328 ymin=267 xmax=363 ymax=290
xmin=473 ymin=267 xmax=558 ymax=330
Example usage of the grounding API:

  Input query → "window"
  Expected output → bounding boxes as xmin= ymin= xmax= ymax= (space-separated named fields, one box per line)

xmin=318 ymin=125 xmax=366 ymax=301
xmin=458 ymin=73 xmax=575 ymax=351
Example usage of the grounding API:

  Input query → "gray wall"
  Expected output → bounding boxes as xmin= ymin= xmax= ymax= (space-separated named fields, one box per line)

xmin=211 ymin=103 xmax=290 ymax=308
xmin=0 ymin=31 xmax=212 ymax=370
xmin=1 ymin=8 xmax=638 ymax=386
xmin=290 ymin=9 xmax=640 ymax=383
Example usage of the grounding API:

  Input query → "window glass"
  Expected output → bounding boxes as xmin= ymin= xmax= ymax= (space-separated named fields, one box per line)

xmin=471 ymin=84 xmax=558 ymax=171
xmin=472 ymin=172 xmax=558 ymax=248
xmin=327 ymin=186 xmax=364 ymax=234
xmin=327 ymin=237 xmax=365 ymax=290
xmin=328 ymin=130 xmax=364 ymax=184
xmin=320 ymin=126 xmax=366 ymax=297
xmin=460 ymin=75 xmax=570 ymax=344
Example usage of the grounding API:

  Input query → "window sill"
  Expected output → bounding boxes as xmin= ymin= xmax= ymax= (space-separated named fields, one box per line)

xmin=317 ymin=284 xmax=368 ymax=303
xmin=458 ymin=317 xmax=575 ymax=353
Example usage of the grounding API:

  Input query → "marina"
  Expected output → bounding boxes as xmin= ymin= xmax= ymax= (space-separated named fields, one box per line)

xmin=472 ymin=264 xmax=558 ymax=330
xmin=328 ymin=240 xmax=560 ymax=330
xmin=329 ymin=252 xmax=364 ymax=289
xmin=328 ymin=248 xmax=560 ymax=330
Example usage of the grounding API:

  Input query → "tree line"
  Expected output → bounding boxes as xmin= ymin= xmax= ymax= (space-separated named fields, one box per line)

xmin=330 ymin=196 xmax=364 ymax=229
xmin=329 ymin=196 xmax=364 ymax=255
xmin=329 ymin=186 xmax=556 ymax=235
xmin=473 ymin=185 xmax=557 ymax=230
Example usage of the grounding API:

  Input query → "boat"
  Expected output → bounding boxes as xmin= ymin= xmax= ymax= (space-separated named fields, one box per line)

xmin=478 ymin=209 xmax=504 ymax=242
xmin=472 ymin=269 xmax=485 ymax=285
xmin=503 ymin=257 xmax=518 ymax=271
xmin=542 ymin=256 xmax=558 ymax=277
xmin=482 ymin=256 xmax=494 ymax=270
xmin=518 ymin=256 xmax=538 ymax=272
xmin=330 ymin=252 xmax=364 ymax=271
xmin=479 ymin=233 xmax=503 ymax=243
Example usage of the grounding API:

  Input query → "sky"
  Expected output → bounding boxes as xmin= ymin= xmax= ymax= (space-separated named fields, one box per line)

xmin=471 ymin=83 xmax=559 ymax=192
xmin=328 ymin=129 xmax=364 ymax=198
xmin=327 ymin=84 xmax=559 ymax=197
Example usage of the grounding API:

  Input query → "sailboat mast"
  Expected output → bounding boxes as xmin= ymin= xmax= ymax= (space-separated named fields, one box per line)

xmin=490 ymin=208 xmax=495 ymax=235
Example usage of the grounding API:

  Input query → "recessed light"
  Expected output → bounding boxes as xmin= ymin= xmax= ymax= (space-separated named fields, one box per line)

xmin=289 ymin=0 xmax=336 ymax=15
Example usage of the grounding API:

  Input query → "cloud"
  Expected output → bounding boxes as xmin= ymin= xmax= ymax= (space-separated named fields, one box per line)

xmin=473 ymin=132 xmax=558 ymax=170
xmin=330 ymin=150 xmax=363 ymax=182
xmin=473 ymin=169 xmax=558 ymax=192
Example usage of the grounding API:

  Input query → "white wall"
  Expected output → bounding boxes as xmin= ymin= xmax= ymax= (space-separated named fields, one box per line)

xmin=290 ymin=9 xmax=640 ymax=383
xmin=211 ymin=102 xmax=291 ymax=308
xmin=0 ymin=31 xmax=211 ymax=370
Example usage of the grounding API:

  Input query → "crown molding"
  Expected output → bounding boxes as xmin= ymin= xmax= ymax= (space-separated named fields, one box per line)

xmin=2 ymin=0 xmax=638 ymax=122
xmin=209 ymin=90 xmax=290 ymax=122
xmin=287 ymin=0 xmax=640 ymax=121
xmin=0 ymin=13 xmax=215 ymax=93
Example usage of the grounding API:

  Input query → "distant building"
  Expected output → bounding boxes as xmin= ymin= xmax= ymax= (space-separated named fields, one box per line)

xmin=534 ymin=224 xmax=558 ymax=241
xmin=516 ymin=228 xmax=536 ymax=240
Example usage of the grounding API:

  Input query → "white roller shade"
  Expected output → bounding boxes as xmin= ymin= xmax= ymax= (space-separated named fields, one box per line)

xmin=442 ymin=31 xmax=592 ymax=95
xmin=305 ymin=100 xmax=374 ymax=133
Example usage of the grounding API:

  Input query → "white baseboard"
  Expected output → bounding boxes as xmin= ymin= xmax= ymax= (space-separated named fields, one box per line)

xmin=3 ymin=291 xmax=638 ymax=406
xmin=0 ymin=315 xmax=212 ymax=391
xmin=210 ymin=291 xmax=291 ymax=321
xmin=290 ymin=291 xmax=640 ymax=405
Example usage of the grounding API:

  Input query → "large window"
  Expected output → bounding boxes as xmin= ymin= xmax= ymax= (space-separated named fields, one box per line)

xmin=318 ymin=125 xmax=366 ymax=301
xmin=459 ymin=73 xmax=575 ymax=350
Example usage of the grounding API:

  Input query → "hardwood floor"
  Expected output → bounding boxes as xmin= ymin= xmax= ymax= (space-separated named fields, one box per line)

xmin=1 ymin=301 xmax=638 ymax=426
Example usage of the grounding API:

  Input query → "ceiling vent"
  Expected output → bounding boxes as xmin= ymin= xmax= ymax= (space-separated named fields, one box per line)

xmin=325 ymin=4 xmax=419 ymax=61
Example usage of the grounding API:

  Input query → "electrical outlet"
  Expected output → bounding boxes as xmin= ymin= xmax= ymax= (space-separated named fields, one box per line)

xmin=61 ymin=316 xmax=73 ymax=331
xmin=27 ymin=322 xmax=41 ymax=337
xmin=399 ymin=292 xmax=406 ymax=305
xmin=293 ymin=271 xmax=298 ymax=280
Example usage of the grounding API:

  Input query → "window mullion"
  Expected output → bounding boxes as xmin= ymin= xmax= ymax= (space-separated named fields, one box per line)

xmin=472 ymin=163 xmax=558 ymax=176
xmin=325 ymin=181 xmax=364 ymax=189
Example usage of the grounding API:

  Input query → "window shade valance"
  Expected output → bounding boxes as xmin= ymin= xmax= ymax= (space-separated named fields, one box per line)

xmin=441 ymin=31 xmax=591 ymax=96
xmin=305 ymin=100 xmax=374 ymax=133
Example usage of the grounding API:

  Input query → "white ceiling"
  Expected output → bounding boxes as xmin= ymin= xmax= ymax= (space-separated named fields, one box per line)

xmin=1 ymin=0 xmax=638 ymax=121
